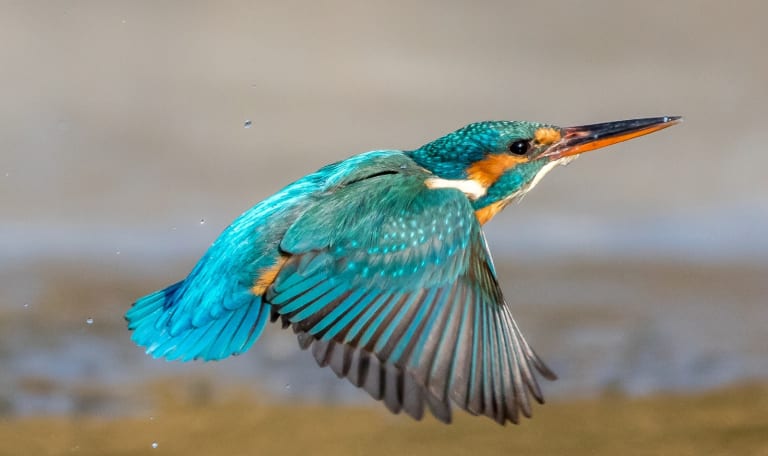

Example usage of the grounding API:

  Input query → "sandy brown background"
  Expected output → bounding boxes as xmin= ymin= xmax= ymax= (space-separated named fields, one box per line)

xmin=1 ymin=1 xmax=767 ymax=454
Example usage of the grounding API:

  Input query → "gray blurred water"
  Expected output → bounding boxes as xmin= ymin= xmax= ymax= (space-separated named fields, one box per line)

xmin=1 ymin=1 xmax=767 ymax=416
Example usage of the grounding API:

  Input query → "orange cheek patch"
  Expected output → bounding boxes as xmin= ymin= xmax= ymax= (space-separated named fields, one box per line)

xmin=252 ymin=255 xmax=289 ymax=295
xmin=467 ymin=153 xmax=528 ymax=188
xmin=534 ymin=127 xmax=562 ymax=146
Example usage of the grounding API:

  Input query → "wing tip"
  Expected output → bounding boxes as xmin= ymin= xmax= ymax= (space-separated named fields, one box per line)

xmin=298 ymin=333 xmax=459 ymax=424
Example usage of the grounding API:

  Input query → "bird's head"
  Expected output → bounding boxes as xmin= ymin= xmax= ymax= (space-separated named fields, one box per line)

xmin=408 ymin=116 xmax=681 ymax=223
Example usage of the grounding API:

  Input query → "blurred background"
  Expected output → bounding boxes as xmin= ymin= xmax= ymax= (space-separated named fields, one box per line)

xmin=1 ymin=1 xmax=767 ymax=454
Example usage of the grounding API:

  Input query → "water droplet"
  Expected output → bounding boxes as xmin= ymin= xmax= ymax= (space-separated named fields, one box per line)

xmin=244 ymin=120 xmax=252 ymax=128
xmin=23 ymin=303 xmax=29 ymax=309
xmin=151 ymin=442 xmax=159 ymax=449
xmin=171 ymin=226 xmax=177 ymax=231
xmin=121 ymin=19 xmax=127 ymax=24
xmin=284 ymin=384 xmax=291 ymax=390
xmin=4 ymin=172 xmax=8 ymax=177
xmin=116 ymin=249 xmax=121 ymax=255
xmin=199 ymin=218 xmax=205 ymax=225
xmin=85 ymin=317 xmax=94 ymax=325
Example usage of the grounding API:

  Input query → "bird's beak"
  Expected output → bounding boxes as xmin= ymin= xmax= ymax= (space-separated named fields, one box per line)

xmin=543 ymin=116 xmax=682 ymax=159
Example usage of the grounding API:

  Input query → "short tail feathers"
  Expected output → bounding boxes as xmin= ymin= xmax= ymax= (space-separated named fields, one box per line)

xmin=125 ymin=281 xmax=269 ymax=362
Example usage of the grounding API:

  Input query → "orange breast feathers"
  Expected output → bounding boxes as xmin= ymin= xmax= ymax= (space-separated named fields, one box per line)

xmin=466 ymin=153 xmax=529 ymax=189
xmin=251 ymin=256 xmax=289 ymax=295
xmin=474 ymin=199 xmax=507 ymax=225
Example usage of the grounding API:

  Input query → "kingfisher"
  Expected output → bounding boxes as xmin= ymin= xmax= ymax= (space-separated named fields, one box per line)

xmin=126 ymin=116 xmax=680 ymax=424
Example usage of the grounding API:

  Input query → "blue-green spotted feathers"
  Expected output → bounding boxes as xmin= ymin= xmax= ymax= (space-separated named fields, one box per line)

xmin=125 ymin=151 xmax=409 ymax=361
xmin=126 ymin=145 xmax=556 ymax=424
xmin=408 ymin=121 xmax=546 ymax=179
xmin=266 ymin=170 xmax=554 ymax=423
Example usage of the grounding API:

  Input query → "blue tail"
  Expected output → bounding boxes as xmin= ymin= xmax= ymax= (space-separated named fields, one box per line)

xmin=126 ymin=281 xmax=269 ymax=362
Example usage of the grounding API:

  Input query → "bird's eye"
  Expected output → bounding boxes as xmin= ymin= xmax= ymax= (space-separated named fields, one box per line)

xmin=508 ymin=140 xmax=530 ymax=155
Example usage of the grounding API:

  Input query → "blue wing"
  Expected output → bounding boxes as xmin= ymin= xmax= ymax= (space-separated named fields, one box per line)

xmin=125 ymin=151 xmax=420 ymax=362
xmin=124 ymin=159 xmax=329 ymax=361
xmin=267 ymin=169 xmax=556 ymax=424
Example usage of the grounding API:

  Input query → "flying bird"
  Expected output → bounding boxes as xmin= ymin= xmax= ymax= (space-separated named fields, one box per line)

xmin=126 ymin=116 xmax=680 ymax=424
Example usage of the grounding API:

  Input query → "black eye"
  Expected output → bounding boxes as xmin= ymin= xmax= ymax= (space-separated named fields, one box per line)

xmin=508 ymin=140 xmax=530 ymax=155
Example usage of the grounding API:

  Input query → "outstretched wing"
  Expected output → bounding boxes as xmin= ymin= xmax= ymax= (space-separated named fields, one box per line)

xmin=267 ymin=170 xmax=556 ymax=424
xmin=125 ymin=151 xmax=429 ymax=362
xmin=125 ymin=151 xmax=422 ymax=362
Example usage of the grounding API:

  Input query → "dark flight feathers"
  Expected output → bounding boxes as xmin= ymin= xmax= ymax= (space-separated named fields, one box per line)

xmin=266 ymin=171 xmax=555 ymax=424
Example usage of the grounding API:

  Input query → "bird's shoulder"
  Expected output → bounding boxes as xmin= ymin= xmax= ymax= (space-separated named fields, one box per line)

xmin=311 ymin=150 xmax=429 ymax=190
xmin=281 ymin=151 xmax=476 ymax=256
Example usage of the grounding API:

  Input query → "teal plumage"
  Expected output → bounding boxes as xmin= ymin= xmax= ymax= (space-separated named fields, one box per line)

xmin=126 ymin=117 xmax=680 ymax=424
xmin=409 ymin=121 xmax=544 ymax=180
xmin=127 ymin=151 xmax=407 ymax=361
xmin=269 ymin=163 xmax=552 ymax=422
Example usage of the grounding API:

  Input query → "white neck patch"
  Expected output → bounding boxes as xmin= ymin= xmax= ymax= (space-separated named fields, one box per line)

xmin=495 ymin=156 xmax=578 ymax=205
xmin=425 ymin=177 xmax=487 ymax=200
xmin=424 ymin=157 xmax=575 ymax=202
xmin=525 ymin=156 xmax=576 ymax=194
